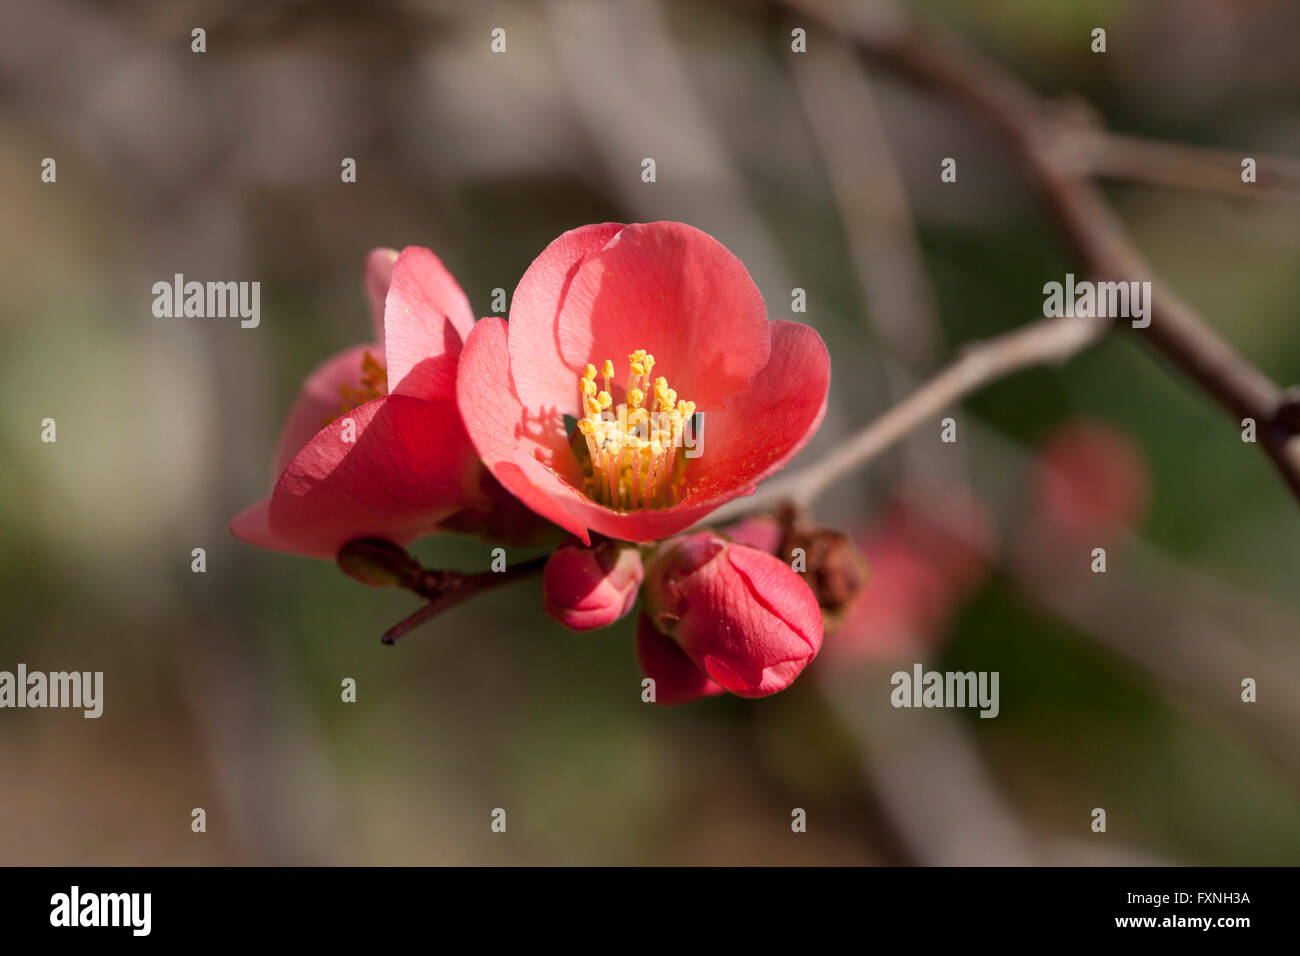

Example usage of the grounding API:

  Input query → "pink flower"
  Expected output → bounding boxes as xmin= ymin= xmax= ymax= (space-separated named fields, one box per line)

xmin=637 ymin=531 xmax=824 ymax=704
xmin=456 ymin=222 xmax=831 ymax=545
xmin=231 ymin=247 xmax=545 ymax=559
xmin=542 ymin=540 xmax=644 ymax=631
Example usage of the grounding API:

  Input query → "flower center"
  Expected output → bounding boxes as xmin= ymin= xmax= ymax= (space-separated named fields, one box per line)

xmin=576 ymin=349 xmax=697 ymax=511
xmin=324 ymin=350 xmax=388 ymax=426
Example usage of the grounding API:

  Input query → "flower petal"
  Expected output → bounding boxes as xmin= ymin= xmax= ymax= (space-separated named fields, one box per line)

xmin=635 ymin=614 xmax=724 ymax=706
xmin=363 ymin=247 xmax=398 ymax=343
xmin=457 ymin=316 xmax=593 ymax=544
xmin=265 ymin=394 xmax=486 ymax=558
xmin=687 ymin=319 xmax=830 ymax=500
xmin=507 ymin=222 xmax=626 ymax=414
xmin=229 ymin=497 xmax=286 ymax=552
xmin=555 ymin=222 xmax=771 ymax=410
xmin=270 ymin=342 xmax=383 ymax=481
xmin=383 ymin=246 xmax=476 ymax=402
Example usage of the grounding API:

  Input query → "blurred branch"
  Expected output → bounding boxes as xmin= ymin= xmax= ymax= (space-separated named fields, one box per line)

xmin=789 ymin=34 xmax=962 ymax=486
xmin=708 ymin=312 xmax=1109 ymax=522
xmin=1077 ymin=129 xmax=1300 ymax=202
xmin=967 ymin=419 xmax=1300 ymax=786
xmin=778 ymin=0 xmax=1300 ymax=505
xmin=821 ymin=671 xmax=1039 ymax=865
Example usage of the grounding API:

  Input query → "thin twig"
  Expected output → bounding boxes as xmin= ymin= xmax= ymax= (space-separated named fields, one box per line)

xmin=381 ymin=556 xmax=548 ymax=645
xmin=1079 ymin=129 xmax=1300 ymax=202
xmin=778 ymin=0 xmax=1300 ymax=505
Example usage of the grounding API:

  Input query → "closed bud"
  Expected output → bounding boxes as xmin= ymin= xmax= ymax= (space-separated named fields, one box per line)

xmin=542 ymin=540 xmax=644 ymax=631
xmin=640 ymin=532 xmax=823 ymax=703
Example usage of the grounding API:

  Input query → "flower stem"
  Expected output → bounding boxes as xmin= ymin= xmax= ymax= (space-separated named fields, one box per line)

xmin=381 ymin=555 xmax=548 ymax=645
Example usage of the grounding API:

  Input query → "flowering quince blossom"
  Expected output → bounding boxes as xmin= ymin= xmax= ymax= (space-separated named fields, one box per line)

xmin=636 ymin=531 xmax=824 ymax=705
xmin=230 ymin=246 xmax=545 ymax=559
xmin=455 ymin=221 xmax=832 ymax=545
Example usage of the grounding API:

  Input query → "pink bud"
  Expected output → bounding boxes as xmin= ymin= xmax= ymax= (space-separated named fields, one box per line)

xmin=542 ymin=540 xmax=644 ymax=631
xmin=640 ymin=532 xmax=823 ymax=702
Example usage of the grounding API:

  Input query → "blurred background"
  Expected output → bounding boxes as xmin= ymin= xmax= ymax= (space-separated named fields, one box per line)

xmin=2 ymin=0 xmax=1299 ymax=865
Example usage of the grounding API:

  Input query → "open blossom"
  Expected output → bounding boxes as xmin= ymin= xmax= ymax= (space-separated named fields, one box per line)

xmin=456 ymin=221 xmax=831 ymax=545
xmin=542 ymin=540 xmax=644 ymax=631
xmin=230 ymin=246 xmax=546 ymax=559
xmin=637 ymin=531 xmax=823 ymax=704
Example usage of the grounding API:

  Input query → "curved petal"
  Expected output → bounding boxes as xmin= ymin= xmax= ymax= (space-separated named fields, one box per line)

xmin=383 ymin=246 xmax=476 ymax=402
xmin=434 ymin=469 xmax=567 ymax=548
xmin=508 ymin=222 xmax=626 ymax=414
xmin=270 ymin=342 xmax=383 ymax=481
xmin=635 ymin=614 xmax=724 ymax=706
xmin=363 ymin=247 xmax=398 ymax=342
xmin=504 ymin=465 xmax=755 ymax=543
xmin=265 ymin=394 xmax=486 ymax=558
xmin=229 ymin=497 xmax=288 ymax=553
xmin=687 ymin=319 xmax=830 ymax=501
xmin=457 ymin=317 xmax=593 ymax=543
xmin=555 ymin=222 xmax=771 ymax=411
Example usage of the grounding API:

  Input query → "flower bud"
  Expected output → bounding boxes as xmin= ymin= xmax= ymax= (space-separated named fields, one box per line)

xmin=641 ymin=532 xmax=823 ymax=701
xmin=542 ymin=540 xmax=644 ymax=631
xmin=634 ymin=613 xmax=724 ymax=706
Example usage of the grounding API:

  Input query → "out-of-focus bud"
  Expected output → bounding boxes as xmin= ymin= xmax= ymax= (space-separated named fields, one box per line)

xmin=542 ymin=539 xmax=644 ymax=631
xmin=722 ymin=515 xmax=784 ymax=553
xmin=828 ymin=488 xmax=996 ymax=665
xmin=1033 ymin=420 xmax=1149 ymax=541
xmin=640 ymin=532 xmax=823 ymax=702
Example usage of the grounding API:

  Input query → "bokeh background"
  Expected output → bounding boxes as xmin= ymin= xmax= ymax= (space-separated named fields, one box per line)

xmin=2 ymin=0 xmax=1299 ymax=865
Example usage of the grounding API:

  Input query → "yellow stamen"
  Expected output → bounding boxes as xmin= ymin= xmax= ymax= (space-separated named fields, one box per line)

xmin=575 ymin=349 xmax=697 ymax=510
xmin=326 ymin=350 xmax=388 ymax=425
